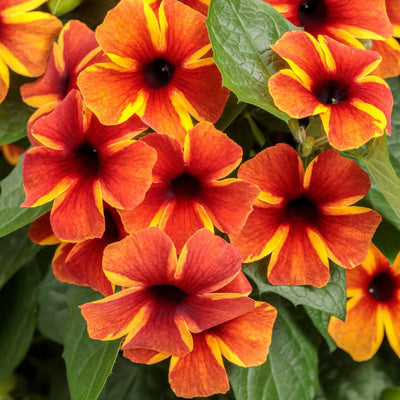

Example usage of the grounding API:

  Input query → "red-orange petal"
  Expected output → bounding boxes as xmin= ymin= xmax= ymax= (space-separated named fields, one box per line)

xmin=238 ymin=143 xmax=304 ymax=203
xmin=50 ymin=179 xmax=104 ymax=241
xmin=176 ymin=229 xmax=242 ymax=294
xmin=28 ymin=211 xmax=59 ymax=245
xmin=212 ymin=302 xmax=277 ymax=367
xmin=318 ymin=208 xmax=382 ymax=269
xmin=185 ymin=122 xmax=242 ymax=182
xmin=267 ymin=224 xmax=330 ymax=287
xmin=123 ymin=347 xmax=169 ymax=365
xmin=200 ymin=179 xmax=259 ymax=234
xmin=52 ymin=242 xmax=82 ymax=285
xmin=102 ymin=227 xmax=177 ymax=288
xmin=64 ymin=238 xmax=113 ymax=297
xmin=305 ymin=149 xmax=371 ymax=207
xmin=169 ymin=333 xmax=229 ymax=398
xmin=370 ymin=38 xmax=400 ymax=79
xmin=180 ymin=293 xmax=255 ymax=333
xmin=99 ymin=141 xmax=156 ymax=210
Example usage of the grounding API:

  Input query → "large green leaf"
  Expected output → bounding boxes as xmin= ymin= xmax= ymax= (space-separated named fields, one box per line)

xmin=61 ymin=286 xmax=121 ymax=400
xmin=37 ymin=267 xmax=69 ymax=344
xmin=243 ymin=260 xmax=346 ymax=320
xmin=0 ymin=225 xmax=41 ymax=289
xmin=0 ymin=159 xmax=51 ymax=238
xmin=206 ymin=0 xmax=298 ymax=121
xmin=0 ymin=258 xmax=41 ymax=384
xmin=229 ymin=300 xmax=318 ymax=400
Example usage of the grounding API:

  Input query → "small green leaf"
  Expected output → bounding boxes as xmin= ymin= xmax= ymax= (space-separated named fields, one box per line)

xmin=37 ymin=267 xmax=69 ymax=344
xmin=244 ymin=260 xmax=347 ymax=320
xmin=0 ymin=258 xmax=41 ymax=385
xmin=47 ymin=0 xmax=83 ymax=15
xmin=0 ymin=225 xmax=41 ymax=289
xmin=229 ymin=300 xmax=318 ymax=400
xmin=207 ymin=0 xmax=299 ymax=121
xmin=0 ymin=159 xmax=51 ymax=238
xmin=62 ymin=286 xmax=121 ymax=400
xmin=362 ymin=135 xmax=400 ymax=220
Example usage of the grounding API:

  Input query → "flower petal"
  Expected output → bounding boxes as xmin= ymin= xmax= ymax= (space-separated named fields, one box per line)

xmin=229 ymin=204 xmax=287 ymax=263
xmin=238 ymin=143 xmax=304 ymax=204
xmin=65 ymin=238 xmax=113 ymax=297
xmin=383 ymin=296 xmax=400 ymax=358
xmin=179 ymin=292 xmax=255 ymax=333
xmin=99 ymin=141 xmax=156 ymax=210
xmin=0 ymin=11 xmax=61 ymax=76
xmin=267 ymin=224 xmax=330 ymax=287
xmin=305 ymin=149 xmax=371 ymax=207
xmin=52 ymin=242 xmax=82 ymax=285
xmin=0 ymin=56 xmax=9 ymax=103
xmin=268 ymin=69 xmax=327 ymax=118
xmin=168 ymin=333 xmax=229 ymax=398
xmin=212 ymin=302 xmax=277 ymax=367
xmin=28 ymin=211 xmax=59 ymax=245
xmin=21 ymin=147 xmax=74 ymax=207
xmin=158 ymin=197 xmax=213 ymax=253
xmin=121 ymin=297 xmax=193 ymax=357
xmin=78 ymin=62 xmax=147 ymax=125
xmin=50 ymin=179 xmax=105 ymax=241
xmin=318 ymin=207 xmax=382 ymax=269
xmin=328 ymin=294 xmax=384 ymax=361
xmin=102 ymin=227 xmax=177 ymax=288
xmin=200 ymin=179 xmax=259 ymax=234
xmin=370 ymin=38 xmax=400 ymax=79
xmin=123 ymin=348 xmax=170 ymax=365
xmin=175 ymin=229 xmax=242 ymax=294
xmin=80 ymin=288 xmax=153 ymax=341
xmin=185 ymin=122 xmax=242 ymax=181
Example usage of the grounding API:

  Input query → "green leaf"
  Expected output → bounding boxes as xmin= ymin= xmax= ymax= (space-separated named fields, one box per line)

xmin=0 ymin=159 xmax=51 ymax=238
xmin=37 ymin=267 xmax=69 ymax=344
xmin=61 ymin=286 xmax=121 ymax=400
xmin=303 ymin=306 xmax=336 ymax=353
xmin=0 ymin=75 xmax=34 ymax=146
xmin=0 ymin=258 xmax=41 ymax=384
xmin=229 ymin=300 xmax=318 ymax=400
xmin=0 ymin=225 xmax=41 ymax=289
xmin=362 ymin=135 xmax=400 ymax=221
xmin=206 ymin=0 xmax=299 ymax=121
xmin=47 ymin=0 xmax=83 ymax=15
xmin=243 ymin=260 xmax=347 ymax=320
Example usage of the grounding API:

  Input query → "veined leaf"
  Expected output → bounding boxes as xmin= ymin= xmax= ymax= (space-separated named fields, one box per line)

xmin=207 ymin=0 xmax=299 ymax=121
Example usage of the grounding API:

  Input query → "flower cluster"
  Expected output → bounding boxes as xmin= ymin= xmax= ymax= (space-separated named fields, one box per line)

xmin=3 ymin=0 xmax=398 ymax=398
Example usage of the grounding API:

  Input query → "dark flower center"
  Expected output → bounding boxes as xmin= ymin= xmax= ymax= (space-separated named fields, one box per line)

xmin=368 ymin=271 xmax=397 ymax=302
xmin=298 ymin=0 xmax=328 ymax=30
xmin=149 ymin=285 xmax=186 ymax=305
xmin=168 ymin=172 xmax=202 ymax=199
xmin=313 ymin=79 xmax=349 ymax=105
xmin=284 ymin=195 xmax=319 ymax=224
xmin=142 ymin=57 xmax=175 ymax=89
xmin=73 ymin=141 xmax=100 ymax=177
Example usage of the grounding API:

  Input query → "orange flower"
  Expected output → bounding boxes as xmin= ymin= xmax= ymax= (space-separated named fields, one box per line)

xmin=119 ymin=122 xmax=260 ymax=252
xmin=0 ymin=0 xmax=62 ymax=102
xmin=21 ymin=90 xmax=155 ymax=242
xmin=77 ymin=0 xmax=229 ymax=144
xmin=268 ymin=31 xmax=393 ymax=150
xmin=229 ymin=143 xmax=382 ymax=288
xmin=328 ymin=243 xmax=400 ymax=361
xmin=264 ymin=0 xmax=392 ymax=46
xmin=0 ymin=143 xmax=24 ymax=165
xmin=124 ymin=302 xmax=277 ymax=398
xmin=80 ymin=228 xmax=256 ymax=358
xmin=147 ymin=0 xmax=209 ymax=15
xmin=20 ymin=19 xmax=108 ymax=144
